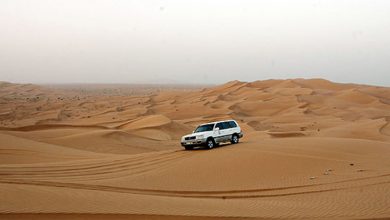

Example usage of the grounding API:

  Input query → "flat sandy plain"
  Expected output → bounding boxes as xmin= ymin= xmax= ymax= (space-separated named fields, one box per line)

xmin=1 ymin=79 xmax=390 ymax=219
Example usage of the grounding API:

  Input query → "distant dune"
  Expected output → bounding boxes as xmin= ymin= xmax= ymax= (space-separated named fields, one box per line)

xmin=1 ymin=79 xmax=390 ymax=219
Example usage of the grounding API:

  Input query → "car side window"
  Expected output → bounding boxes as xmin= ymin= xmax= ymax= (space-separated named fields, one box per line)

xmin=215 ymin=123 xmax=224 ymax=130
xmin=228 ymin=121 xmax=237 ymax=128
xmin=223 ymin=122 xmax=231 ymax=129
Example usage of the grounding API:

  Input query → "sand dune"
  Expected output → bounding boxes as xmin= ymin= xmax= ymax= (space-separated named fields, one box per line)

xmin=0 ymin=132 xmax=100 ymax=164
xmin=1 ymin=79 xmax=390 ymax=219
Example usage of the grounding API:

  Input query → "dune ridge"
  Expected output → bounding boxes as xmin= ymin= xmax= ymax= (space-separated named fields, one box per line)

xmin=1 ymin=79 xmax=390 ymax=219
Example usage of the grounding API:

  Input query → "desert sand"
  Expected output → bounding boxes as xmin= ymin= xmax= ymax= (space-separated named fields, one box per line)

xmin=1 ymin=79 xmax=390 ymax=219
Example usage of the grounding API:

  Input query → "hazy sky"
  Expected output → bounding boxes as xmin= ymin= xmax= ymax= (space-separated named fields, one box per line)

xmin=1 ymin=0 xmax=390 ymax=86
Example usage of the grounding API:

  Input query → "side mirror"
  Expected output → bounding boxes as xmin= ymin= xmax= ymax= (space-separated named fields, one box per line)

xmin=215 ymin=127 xmax=220 ymax=131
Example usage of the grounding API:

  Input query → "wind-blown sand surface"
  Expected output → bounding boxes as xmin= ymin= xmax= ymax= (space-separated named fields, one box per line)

xmin=1 ymin=79 xmax=390 ymax=219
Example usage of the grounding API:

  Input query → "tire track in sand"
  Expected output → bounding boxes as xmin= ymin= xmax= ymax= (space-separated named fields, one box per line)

xmin=0 ymin=150 xmax=193 ymax=180
xmin=2 ymin=175 xmax=390 ymax=199
xmin=1 ymin=164 xmax=390 ymax=199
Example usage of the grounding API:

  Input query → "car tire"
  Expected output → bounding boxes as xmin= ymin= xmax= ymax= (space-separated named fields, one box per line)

xmin=206 ymin=138 xmax=215 ymax=149
xmin=184 ymin=146 xmax=193 ymax=150
xmin=231 ymin=134 xmax=239 ymax=144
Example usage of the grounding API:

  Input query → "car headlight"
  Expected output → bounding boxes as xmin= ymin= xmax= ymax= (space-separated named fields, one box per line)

xmin=196 ymin=135 xmax=204 ymax=139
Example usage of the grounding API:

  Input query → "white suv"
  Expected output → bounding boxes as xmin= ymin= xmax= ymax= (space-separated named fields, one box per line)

xmin=181 ymin=120 xmax=243 ymax=150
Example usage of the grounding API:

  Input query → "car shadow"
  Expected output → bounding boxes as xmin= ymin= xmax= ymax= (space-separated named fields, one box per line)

xmin=183 ymin=142 xmax=238 ymax=151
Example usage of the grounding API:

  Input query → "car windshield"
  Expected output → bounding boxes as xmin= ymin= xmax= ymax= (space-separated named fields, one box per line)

xmin=194 ymin=124 xmax=214 ymax=133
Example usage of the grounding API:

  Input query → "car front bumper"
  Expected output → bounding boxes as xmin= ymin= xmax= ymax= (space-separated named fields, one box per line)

xmin=181 ymin=138 xmax=207 ymax=147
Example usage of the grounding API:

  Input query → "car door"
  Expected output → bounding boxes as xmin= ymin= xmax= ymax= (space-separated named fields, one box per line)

xmin=228 ymin=121 xmax=238 ymax=134
xmin=214 ymin=122 xmax=226 ymax=143
xmin=222 ymin=122 xmax=232 ymax=141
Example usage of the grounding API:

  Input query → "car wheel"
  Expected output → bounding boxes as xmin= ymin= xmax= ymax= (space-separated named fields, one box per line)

xmin=206 ymin=138 xmax=215 ymax=149
xmin=231 ymin=134 xmax=239 ymax=144
xmin=184 ymin=146 xmax=193 ymax=150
